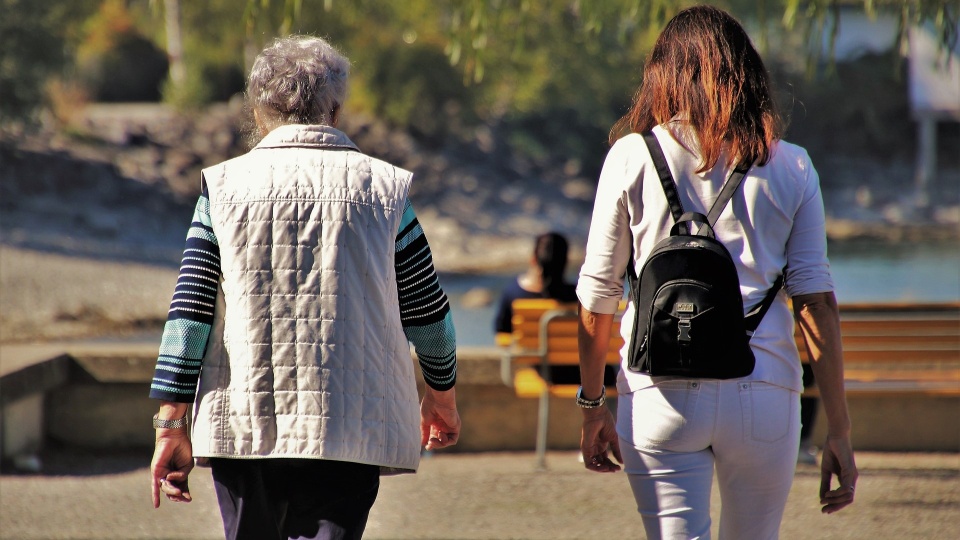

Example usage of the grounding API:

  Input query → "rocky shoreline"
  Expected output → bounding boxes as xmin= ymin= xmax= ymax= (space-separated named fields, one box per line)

xmin=2 ymin=103 xmax=957 ymax=342
xmin=4 ymin=103 xmax=958 ymax=268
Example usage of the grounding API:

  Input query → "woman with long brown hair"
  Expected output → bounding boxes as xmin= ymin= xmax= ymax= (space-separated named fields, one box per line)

xmin=576 ymin=6 xmax=857 ymax=538
xmin=494 ymin=232 xmax=578 ymax=336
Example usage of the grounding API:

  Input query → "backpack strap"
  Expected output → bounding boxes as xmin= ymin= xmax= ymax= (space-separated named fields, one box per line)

xmin=743 ymin=272 xmax=785 ymax=333
xmin=706 ymin=161 xmax=751 ymax=225
xmin=629 ymin=130 xmax=681 ymax=282
xmin=641 ymin=130 xmax=753 ymax=231
xmin=641 ymin=131 xmax=684 ymax=224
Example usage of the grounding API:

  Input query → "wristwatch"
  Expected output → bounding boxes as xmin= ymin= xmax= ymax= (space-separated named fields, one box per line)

xmin=575 ymin=386 xmax=606 ymax=408
xmin=153 ymin=413 xmax=189 ymax=430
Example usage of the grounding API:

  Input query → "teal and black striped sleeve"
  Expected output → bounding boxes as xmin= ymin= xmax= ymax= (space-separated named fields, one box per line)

xmin=395 ymin=199 xmax=457 ymax=390
xmin=150 ymin=193 xmax=455 ymax=400
xmin=148 ymin=183 xmax=220 ymax=402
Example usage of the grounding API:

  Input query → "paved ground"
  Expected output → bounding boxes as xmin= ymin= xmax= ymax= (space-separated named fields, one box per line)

xmin=1 ymin=448 xmax=957 ymax=539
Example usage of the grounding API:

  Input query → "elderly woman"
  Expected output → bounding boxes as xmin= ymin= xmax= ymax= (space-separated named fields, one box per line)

xmin=148 ymin=35 xmax=461 ymax=540
xmin=576 ymin=6 xmax=857 ymax=538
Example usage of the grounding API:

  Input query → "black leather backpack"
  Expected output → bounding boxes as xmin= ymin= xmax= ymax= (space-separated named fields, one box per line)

xmin=626 ymin=131 xmax=783 ymax=378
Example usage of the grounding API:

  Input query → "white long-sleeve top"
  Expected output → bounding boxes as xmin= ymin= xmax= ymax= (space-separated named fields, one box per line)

xmin=577 ymin=124 xmax=834 ymax=393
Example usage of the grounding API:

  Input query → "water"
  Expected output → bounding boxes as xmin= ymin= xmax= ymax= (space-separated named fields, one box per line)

xmin=827 ymin=240 xmax=959 ymax=303
xmin=441 ymin=240 xmax=960 ymax=346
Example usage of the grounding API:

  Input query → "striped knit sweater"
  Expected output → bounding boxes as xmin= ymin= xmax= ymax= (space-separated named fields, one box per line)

xmin=149 ymin=188 xmax=457 ymax=403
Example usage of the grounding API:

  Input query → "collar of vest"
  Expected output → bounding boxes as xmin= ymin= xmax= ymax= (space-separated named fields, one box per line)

xmin=254 ymin=124 xmax=360 ymax=152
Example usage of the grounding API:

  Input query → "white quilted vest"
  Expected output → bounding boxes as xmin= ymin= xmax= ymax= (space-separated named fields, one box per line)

xmin=191 ymin=124 xmax=421 ymax=473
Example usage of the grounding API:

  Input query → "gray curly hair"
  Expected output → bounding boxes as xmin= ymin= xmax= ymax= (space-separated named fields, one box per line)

xmin=247 ymin=35 xmax=350 ymax=129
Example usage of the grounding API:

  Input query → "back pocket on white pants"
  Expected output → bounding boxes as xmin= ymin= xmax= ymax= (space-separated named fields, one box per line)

xmin=739 ymin=382 xmax=794 ymax=443
xmin=619 ymin=381 xmax=700 ymax=450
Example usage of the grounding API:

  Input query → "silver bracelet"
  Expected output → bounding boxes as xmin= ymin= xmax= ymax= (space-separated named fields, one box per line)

xmin=153 ymin=413 xmax=189 ymax=430
xmin=576 ymin=386 xmax=606 ymax=408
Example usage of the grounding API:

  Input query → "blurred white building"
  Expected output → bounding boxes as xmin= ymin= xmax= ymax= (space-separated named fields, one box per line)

xmin=826 ymin=11 xmax=958 ymax=206
xmin=908 ymin=25 xmax=959 ymax=205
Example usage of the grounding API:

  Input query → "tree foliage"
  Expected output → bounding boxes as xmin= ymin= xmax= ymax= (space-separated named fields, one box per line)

xmin=0 ymin=0 xmax=100 ymax=124
xmin=77 ymin=1 xmax=169 ymax=102
xmin=232 ymin=0 xmax=956 ymax=170
xmin=2 ymin=0 xmax=956 ymax=172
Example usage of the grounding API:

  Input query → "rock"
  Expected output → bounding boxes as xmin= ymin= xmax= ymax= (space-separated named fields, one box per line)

xmin=882 ymin=203 xmax=906 ymax=224
xmin=933 ymin=205 xmax=960 ymax=226
xmin=459 ymin=287 xmax=494 ymax=308
xmin=162 ymin=149 xmax=202 ymax=177
xmin=12 ymin=454 xmax=43 ymax=473
xmin=561 ymin=178 xmax=595 ymax=201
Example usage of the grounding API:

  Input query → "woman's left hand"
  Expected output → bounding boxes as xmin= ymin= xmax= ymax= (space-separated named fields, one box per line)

xmin=819 ymin=434 xmax=858 ymax=514
xmin=581 ymin=406 xmax=622 ymax=473
xmin=420 ymin=387 xmax=462 ymax=451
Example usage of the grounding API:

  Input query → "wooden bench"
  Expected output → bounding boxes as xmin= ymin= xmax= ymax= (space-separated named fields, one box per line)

xmin=499 ymin=299 xmax=624 ymax=468
xmin=796 ymin=302 xmax=960 ymax=397
xmin=501 ymin=299 xmax=960 ymax=467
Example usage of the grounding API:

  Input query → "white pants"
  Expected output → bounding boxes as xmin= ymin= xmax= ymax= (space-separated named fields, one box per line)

xmin=617 ymin=380 xmax=801 ymax=540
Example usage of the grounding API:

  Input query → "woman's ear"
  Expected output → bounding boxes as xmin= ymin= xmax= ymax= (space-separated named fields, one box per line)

xmin=330 ymin=105 xmax=341 ymax=127
xmin=253 ymin=108 xmax=270 ymax=136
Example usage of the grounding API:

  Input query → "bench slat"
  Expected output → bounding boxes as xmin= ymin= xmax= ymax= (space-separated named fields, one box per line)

xmin=798 ymin=349 xmax=959 ymax=363
xmin=513 ymin=367 xmax=622 ymax=399
xmin=843 ymin=368 xmax=960 ymax=382
xmin=825 ymin=334 xmax=957 ymax=346
xmin=837 ymin=302 xmax=960 ymax=313
xmin=833 ymin=320 xmax=959 ymax=335
xmin=515 ymin=335 xmax=624 ymax=351
xmin=842 ymin=380 xmax=960 ymax=396
xmin=510 ymin=351 xmax=621 ymax=366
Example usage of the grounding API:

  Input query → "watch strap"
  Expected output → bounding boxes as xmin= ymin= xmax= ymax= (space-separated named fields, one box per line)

xmin=576 ymin=386 xmax=606 ymax=408
xmin=153 ymin=413 xmax=189 ymax=430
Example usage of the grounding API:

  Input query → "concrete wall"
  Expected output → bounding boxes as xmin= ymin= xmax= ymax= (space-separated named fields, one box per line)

xmin=3 ymin=345 xmax=958 ymax=460
xmin=36 ymin=347 xmax=595 ymax=453
xmin=811 ymin=394 xmax=960 ymax=452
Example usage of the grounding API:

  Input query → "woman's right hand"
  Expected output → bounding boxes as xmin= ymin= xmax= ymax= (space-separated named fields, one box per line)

xmin=581 ymin=406 xmax=622 ymax=473
xmin=151 ymin=428 xmax=194 ymax=507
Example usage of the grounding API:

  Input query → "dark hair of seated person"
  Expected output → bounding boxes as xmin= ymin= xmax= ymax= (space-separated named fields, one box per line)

xmin=494 ymin=232 xmax=616 ymax=385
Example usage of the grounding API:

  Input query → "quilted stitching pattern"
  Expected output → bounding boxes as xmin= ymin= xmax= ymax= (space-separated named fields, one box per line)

xmin=193 ymin=125 xmax=421 ymax=471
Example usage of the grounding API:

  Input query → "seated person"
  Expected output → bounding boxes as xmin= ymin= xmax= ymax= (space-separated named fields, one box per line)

xmin=495 ymin=232 xmax=578 ymax=333
xmin=495 ymin=232 xmax=616 ymax=385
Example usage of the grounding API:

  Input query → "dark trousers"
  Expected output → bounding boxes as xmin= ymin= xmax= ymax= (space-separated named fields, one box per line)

xmin=210 ymin=458 xmax=380 ymax=540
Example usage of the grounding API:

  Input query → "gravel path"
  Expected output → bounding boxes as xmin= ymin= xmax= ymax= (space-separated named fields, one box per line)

xmin=1 ymin=449 xmax=957 ymax=539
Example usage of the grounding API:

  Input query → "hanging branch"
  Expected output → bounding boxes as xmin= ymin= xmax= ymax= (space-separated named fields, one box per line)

xmin=239 ymin=0 xmax=957 ymax=84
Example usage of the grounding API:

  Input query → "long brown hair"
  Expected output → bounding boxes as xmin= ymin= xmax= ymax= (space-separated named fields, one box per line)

xmin=610 ymin=6 xmax=784 ymax=172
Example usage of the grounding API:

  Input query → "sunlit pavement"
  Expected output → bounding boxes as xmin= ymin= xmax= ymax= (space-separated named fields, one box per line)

xmin=1 ymin=449 xmax=957 ymax=539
